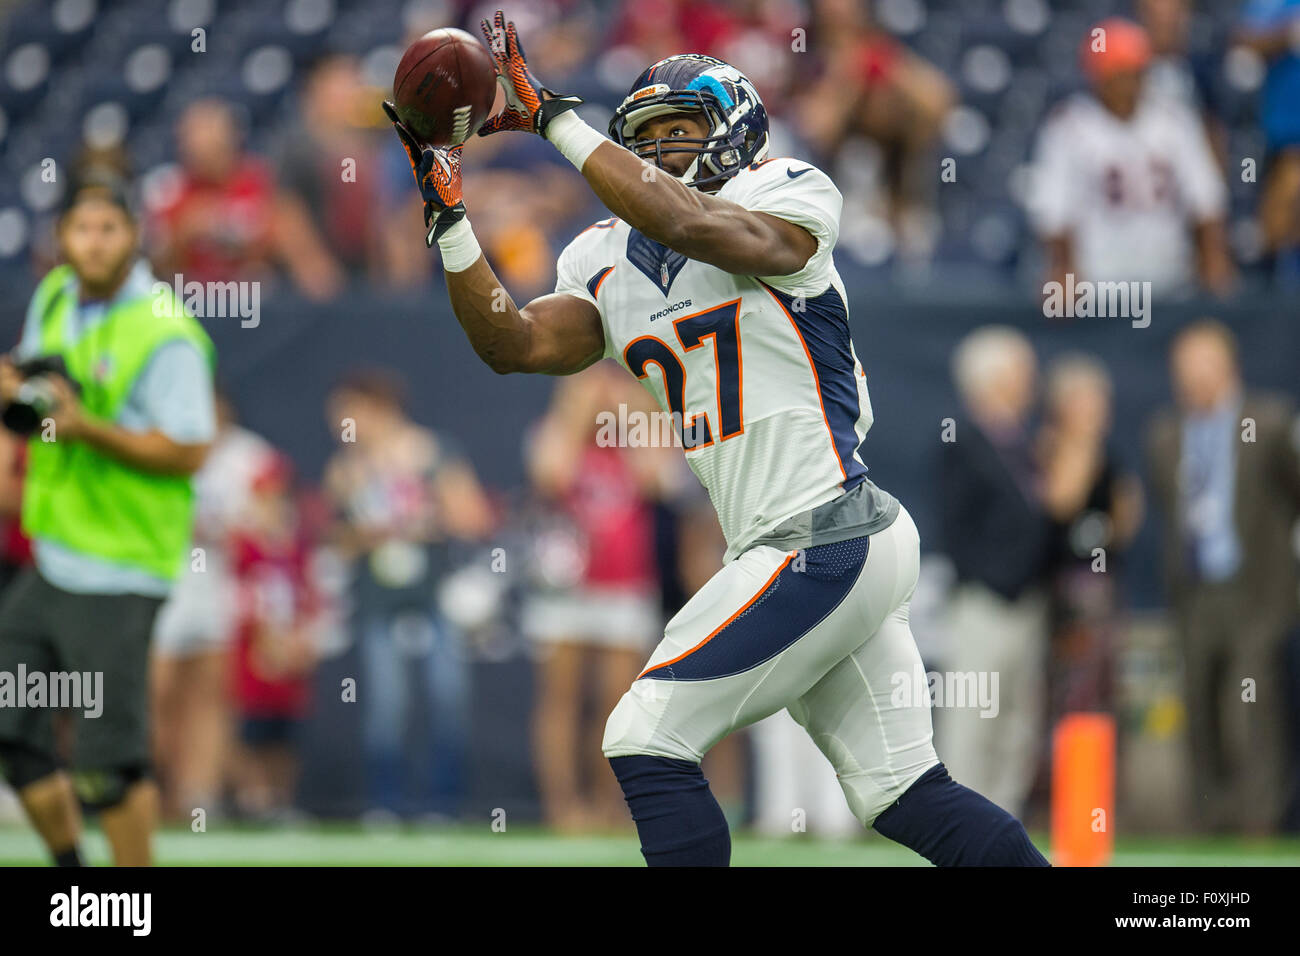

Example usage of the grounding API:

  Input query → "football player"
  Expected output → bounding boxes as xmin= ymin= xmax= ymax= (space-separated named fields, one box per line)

xmin=384 ymin=10 xmax=1049 ymax=866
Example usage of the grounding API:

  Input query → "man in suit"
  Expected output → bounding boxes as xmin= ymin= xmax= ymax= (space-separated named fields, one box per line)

xmin=1147 ymin=318 xmax=1300 ymax=833
xmin=939 ymin=326 xmax=1055 ymax=818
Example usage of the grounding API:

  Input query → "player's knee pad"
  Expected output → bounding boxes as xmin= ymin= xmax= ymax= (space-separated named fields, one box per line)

xmin=836 ymin=770 xmax=893 ymax=828
xmin=834 ymin=760 xmax=936 ymax=828
xmin=601 ymin=685 xmax=698 ymax=763
xmin=0 ymin=739 xmax=59 ymax=790
xmin=71 ymin=764 xmax=150 ymax=813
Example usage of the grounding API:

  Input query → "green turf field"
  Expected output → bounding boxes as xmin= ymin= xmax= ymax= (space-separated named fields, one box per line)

xmin=2 ymin=823 xmax=1298 ymax=866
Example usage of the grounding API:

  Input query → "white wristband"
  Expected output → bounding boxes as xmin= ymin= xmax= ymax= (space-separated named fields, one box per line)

xmin=544 ymin=111 xmax=607 ymax=171
xmin=436 ymin=216 xmax=482 ymax=273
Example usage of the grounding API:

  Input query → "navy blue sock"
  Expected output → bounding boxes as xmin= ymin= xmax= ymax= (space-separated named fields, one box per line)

xmin=609 ymin=754 xmax=731 ymax=867
xmin=872 ymin=762 xmax=1050 ymax=866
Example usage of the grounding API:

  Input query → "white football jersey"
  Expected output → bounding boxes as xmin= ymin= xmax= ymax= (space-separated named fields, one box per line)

xmin=555 ymin=157 xmax=877 ymax=562
xmin=1028 ymin=91 xmax=1227 ymax=295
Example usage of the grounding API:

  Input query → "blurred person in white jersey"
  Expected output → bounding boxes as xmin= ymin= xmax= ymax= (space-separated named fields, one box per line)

xmin=1029 ymin=17 xmax=1234 ymax=298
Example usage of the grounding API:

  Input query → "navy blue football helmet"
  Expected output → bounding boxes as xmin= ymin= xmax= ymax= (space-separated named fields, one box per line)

xmin=608 ymin=54 xmax=770 ymax=190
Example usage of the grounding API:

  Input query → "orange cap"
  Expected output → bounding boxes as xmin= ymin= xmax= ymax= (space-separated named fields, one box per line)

xmin=1080 ymin=17 xmax=1151 ymax=81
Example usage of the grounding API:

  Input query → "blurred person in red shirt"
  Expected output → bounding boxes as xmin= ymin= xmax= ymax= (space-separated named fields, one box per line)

xmin=0 ymin=429 xmax=31 ymax=595
xmin=791 ymin=0 xmax=953 ymax=233
xmin=0 ymin=429 xmax=27 ymax=822
xmin=227 ymin=455 xmax=319 ymax=821
xmin=603 ymin=0 xmax=802 ymax=113
xmin=273 ymin=55 xmax=384 ymax=296
xmin=607 ymin=0 xmax=737 ymax=63
xmin=146 ymin=96 xmax=345 ymax=301
xmin=147 ymin=99 xmax=277 ymax=285
xmin=627 ymin=0 xmax=804 ymax=117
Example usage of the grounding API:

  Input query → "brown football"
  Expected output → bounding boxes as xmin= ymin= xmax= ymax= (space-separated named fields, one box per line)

xmin=392 ymin=27 xmax=498 ymax=147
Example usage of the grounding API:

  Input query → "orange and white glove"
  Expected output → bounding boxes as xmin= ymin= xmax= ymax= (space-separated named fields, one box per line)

xmin=383 ymin=100 xmax=467 ymax=248
xmin=476 ymin=9 xmax=583 ymax=137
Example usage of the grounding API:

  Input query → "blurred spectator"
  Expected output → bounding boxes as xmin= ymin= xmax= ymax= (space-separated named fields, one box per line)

xmin=1145 ymin=319 xmax=1300 ymax=833
xmin=152 ymin=392 xmax=276 ymax=821
xmin=0 ymin=429 xmax=29 ymax=595
xmin=703 ymin=0 xmax=805 ymax=117
xmin=146 ymin=99 xmax=277 ymax=286
xmin=227 ymin=455 xmax=319 ymax=821
xmin=521 ymin=363 xmax=667 ymax=831
xmin=1138 ymin=0 xmax=1229 ymax=166
xmin=1029 ymin=18 xmax=1234 ymax=297
xmin=1255 ymin=143 xmax=1300 ymax=288
xmin=603 ymin=0 xmax=798 ymax=112
xmin=1140 ymin=0 xmax=1213 ymax=115
xmin=1037 ymin=354 xmax=1143 ymax=718
xmin=323 ymin=369 xmax=492 ymax=820
xmin=791 ymin=0 xmax=954 ymax=244
xmin=1238 ymin=1 xmax=1300 ymax=287
xmin=605 ymin=0 xmax=705 ymax=66
xmin=1238 ymin=0 xmax=1300 ymax=149
xmin=0 ymin=429 xmax=30 ymax=829
xmin=937 ymin=326 xmax=1053 ymax=818
xmin=464 ymin=0 xmax=597 ymax=84
xmin=273 ymin=55 xmax=382 ymax=297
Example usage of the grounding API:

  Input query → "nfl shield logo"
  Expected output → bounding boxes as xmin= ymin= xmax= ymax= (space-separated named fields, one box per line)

xmin=93 ymin=355 xmax=114 ymax=383
xmin=660 ymin=261 xmax=669 ymax=289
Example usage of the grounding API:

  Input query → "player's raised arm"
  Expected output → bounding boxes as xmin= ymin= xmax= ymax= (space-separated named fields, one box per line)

xmin=444 ymin=258 xmax=605 ymax=376
xmin=381 ymin=102 xmax=604 ymax=376
xmin=565 ymin=134 xmax=816 ymax=278
xmin=473 ymin=12 xmax=816 ymax=279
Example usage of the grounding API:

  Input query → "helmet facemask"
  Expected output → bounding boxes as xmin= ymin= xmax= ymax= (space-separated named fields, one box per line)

xmin=610 ymin=83 xmax=768 ymax=190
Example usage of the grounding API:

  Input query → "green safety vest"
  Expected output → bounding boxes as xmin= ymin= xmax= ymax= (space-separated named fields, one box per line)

xmin=21 ymin=264 xmax=216 ymax=580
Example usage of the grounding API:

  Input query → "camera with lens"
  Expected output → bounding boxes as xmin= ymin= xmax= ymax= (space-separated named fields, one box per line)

xmin=2 ymin=355 xmax=80 ymax=436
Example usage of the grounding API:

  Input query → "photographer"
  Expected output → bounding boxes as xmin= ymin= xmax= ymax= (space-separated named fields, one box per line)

xmin=0 ymin=178 xmax=216 ymax=866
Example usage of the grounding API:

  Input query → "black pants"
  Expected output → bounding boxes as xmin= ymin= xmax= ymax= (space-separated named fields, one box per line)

xmin=0 ymin=567 xmax=161 ymax=774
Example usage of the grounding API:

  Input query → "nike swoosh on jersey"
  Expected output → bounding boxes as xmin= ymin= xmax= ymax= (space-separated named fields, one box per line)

xmin=786 ymin=167 xmax=813 ymax=179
